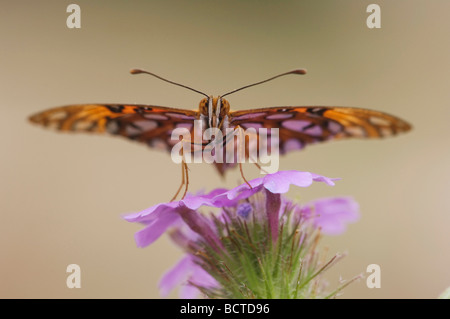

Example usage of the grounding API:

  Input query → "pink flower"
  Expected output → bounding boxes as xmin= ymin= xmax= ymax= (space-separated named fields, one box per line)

xmin=123 ymin=170 xmax=359 ymax=298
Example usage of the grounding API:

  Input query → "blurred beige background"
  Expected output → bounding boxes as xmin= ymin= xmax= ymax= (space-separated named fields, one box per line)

xmin=1 ymin=0 xmax=449 ymax=298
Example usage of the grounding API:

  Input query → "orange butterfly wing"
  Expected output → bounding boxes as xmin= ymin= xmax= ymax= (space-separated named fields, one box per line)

xmin=230 ymin=106 xmax=411 ymax=155
xmin=209 ymin=106 xmax=412 ymax=175
xmin=29 ymin=104 xmax=199 ymax=152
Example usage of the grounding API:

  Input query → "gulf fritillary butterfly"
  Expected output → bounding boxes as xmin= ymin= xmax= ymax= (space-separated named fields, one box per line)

xmin=29 ymin=69 xmax=411 ymax=198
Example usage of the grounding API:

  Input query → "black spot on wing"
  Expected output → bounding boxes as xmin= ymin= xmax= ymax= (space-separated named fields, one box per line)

xmin=307 ymin=107 xmax=326 ymax=116
xmin=106 ymin=105 xmax=125 ymax=113
xmin=134 ymin=106 xmax=154 ymax=114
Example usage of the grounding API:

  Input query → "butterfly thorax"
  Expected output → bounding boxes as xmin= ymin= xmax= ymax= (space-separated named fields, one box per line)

xmin=198 ymin=96 xmax=231 ymax=130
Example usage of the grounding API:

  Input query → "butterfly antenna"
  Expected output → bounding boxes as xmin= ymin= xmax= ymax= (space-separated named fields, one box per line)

xmin=221 ymin=69 xmax=307 ymax=98
xmin=130 ymin=69 xmax=209 ymax=98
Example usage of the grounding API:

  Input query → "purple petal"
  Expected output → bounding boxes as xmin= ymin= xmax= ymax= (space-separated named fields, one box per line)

xmin=302 ymin=197 xmax=360 ymax=235
xmin=159 ymin=255 xmax=195 ymax=297
xmin=265 ymin=189 xmax=281 ymax=242
xmin=159 ymin=255 xmax=219 ymax=299
xmin=190 ymin=264 xmax=219 ymax=288
xmin=311 ymin=173 xmax=339 ymax=186
xmin=181 ymin=188 xmax=229 ymax=210
xmin=263 ymin=171 xmax=314 ymax=193
xmin=168 ymin=221 xmax=201 ymax=249
xmin=123 ymin=201 xmax=180 ymax=223
xmin=210 ymin=170 xmax=337 ymax=206
xmin=178 ymin=207 xmax=224 ymax=252
xmin=134 ymin=212 xmax=180 ymax=247
xmin=180 ymin=264 xmax=219 ymax=299
xmin=216 ymin=178 xmax=264 ymax=202
xmin=263 ymin=171 xmax=339 ymax=193
xmin=179 ymin=283 xmax=200 ymax=299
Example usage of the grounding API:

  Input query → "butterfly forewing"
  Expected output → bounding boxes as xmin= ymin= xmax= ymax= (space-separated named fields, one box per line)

xmin=29 ymin=104 xmax=200 ymax=152
xmin=229 ymin=106 xmax=411 ymax=155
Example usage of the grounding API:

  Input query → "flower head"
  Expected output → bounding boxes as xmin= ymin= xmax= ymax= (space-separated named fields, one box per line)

xmin=124 ymin=170 xmax=360 ymax=298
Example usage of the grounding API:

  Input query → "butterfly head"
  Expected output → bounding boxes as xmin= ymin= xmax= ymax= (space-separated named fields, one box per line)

xmin=199 ymin=96 xmax=230 ymax=129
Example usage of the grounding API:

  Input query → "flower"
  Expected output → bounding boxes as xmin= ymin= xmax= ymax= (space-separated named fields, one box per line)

xmin=124 ymin=170 xmax=360 ymax=298
xmin=124 ymin=170 xmax=338 ymax=247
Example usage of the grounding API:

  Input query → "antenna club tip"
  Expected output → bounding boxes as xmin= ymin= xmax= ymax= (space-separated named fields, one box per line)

xmin=294 ymin=69 xmax=307 ymax=75
xmin=130 ymin=68 xmax=143 ymax=74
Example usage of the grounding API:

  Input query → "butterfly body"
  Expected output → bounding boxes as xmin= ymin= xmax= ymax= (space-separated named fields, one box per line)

xmin=198 ymin=96 xmax=231 ymax=130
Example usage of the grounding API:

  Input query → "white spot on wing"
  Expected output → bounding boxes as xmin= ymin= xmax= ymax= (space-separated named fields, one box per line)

xmin=142 ymin=114 xmax=168 ymax=120
xmin=303 ymin=125 xmax=323 ymax=136
xmin=379 ymin=127 xmax=393 ymax=137
xmin=125 ymin=120 xmax=158 ymax=135
xmin=345 ymin=126 xmax=366 ymax=137
xmin=175 ymin=122 xmax=193 ymax=131
xmin=233 ymin=112 xmax=266 ymax=121
xmin=328 ymin=121 xmax=342 ymax=134
xmin=369 ymin=116 xmax=391 ymax=126
xmin=266 ymin=113 xmax=294 ymax=120
xmin=48 ymin=111 xmax=67 ymax=121
xmin=106 ymin=121 xmax=119 ymax=134
xmin=166 ymin=112 xmax=195 ymax=120
xmin=73 ymin=121 xmax=94 ymax=131
xmin=282 ymin=120 xmax=311 ymax=132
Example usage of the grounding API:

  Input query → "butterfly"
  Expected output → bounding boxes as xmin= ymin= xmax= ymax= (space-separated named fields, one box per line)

xmin=29 ymin=69 xmax=411 ymax=199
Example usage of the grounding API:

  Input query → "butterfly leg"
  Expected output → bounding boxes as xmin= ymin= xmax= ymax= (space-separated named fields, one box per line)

xmin=181 ymin=161 xmax=189 ymax=200
xmin=239 ymin=162 xmax=252 ymax=188
xmin=245 ymin=136 xmax=269 ymax=175
xmin=251 ymin=159 xmax=269 ymax=174
xmin=236 ymin=125 xmax=252 ymax=189
xmin=242 ymin=126 xmax=269 ymax=174
xmin=170 ymin=160 xmax=186 ymax=202
xmin=170 ymin=142 xmax=191 ymax=201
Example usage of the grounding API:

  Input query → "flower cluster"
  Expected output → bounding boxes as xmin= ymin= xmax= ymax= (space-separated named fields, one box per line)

xmin=124 ymin=170 xmax=360 ymax=298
